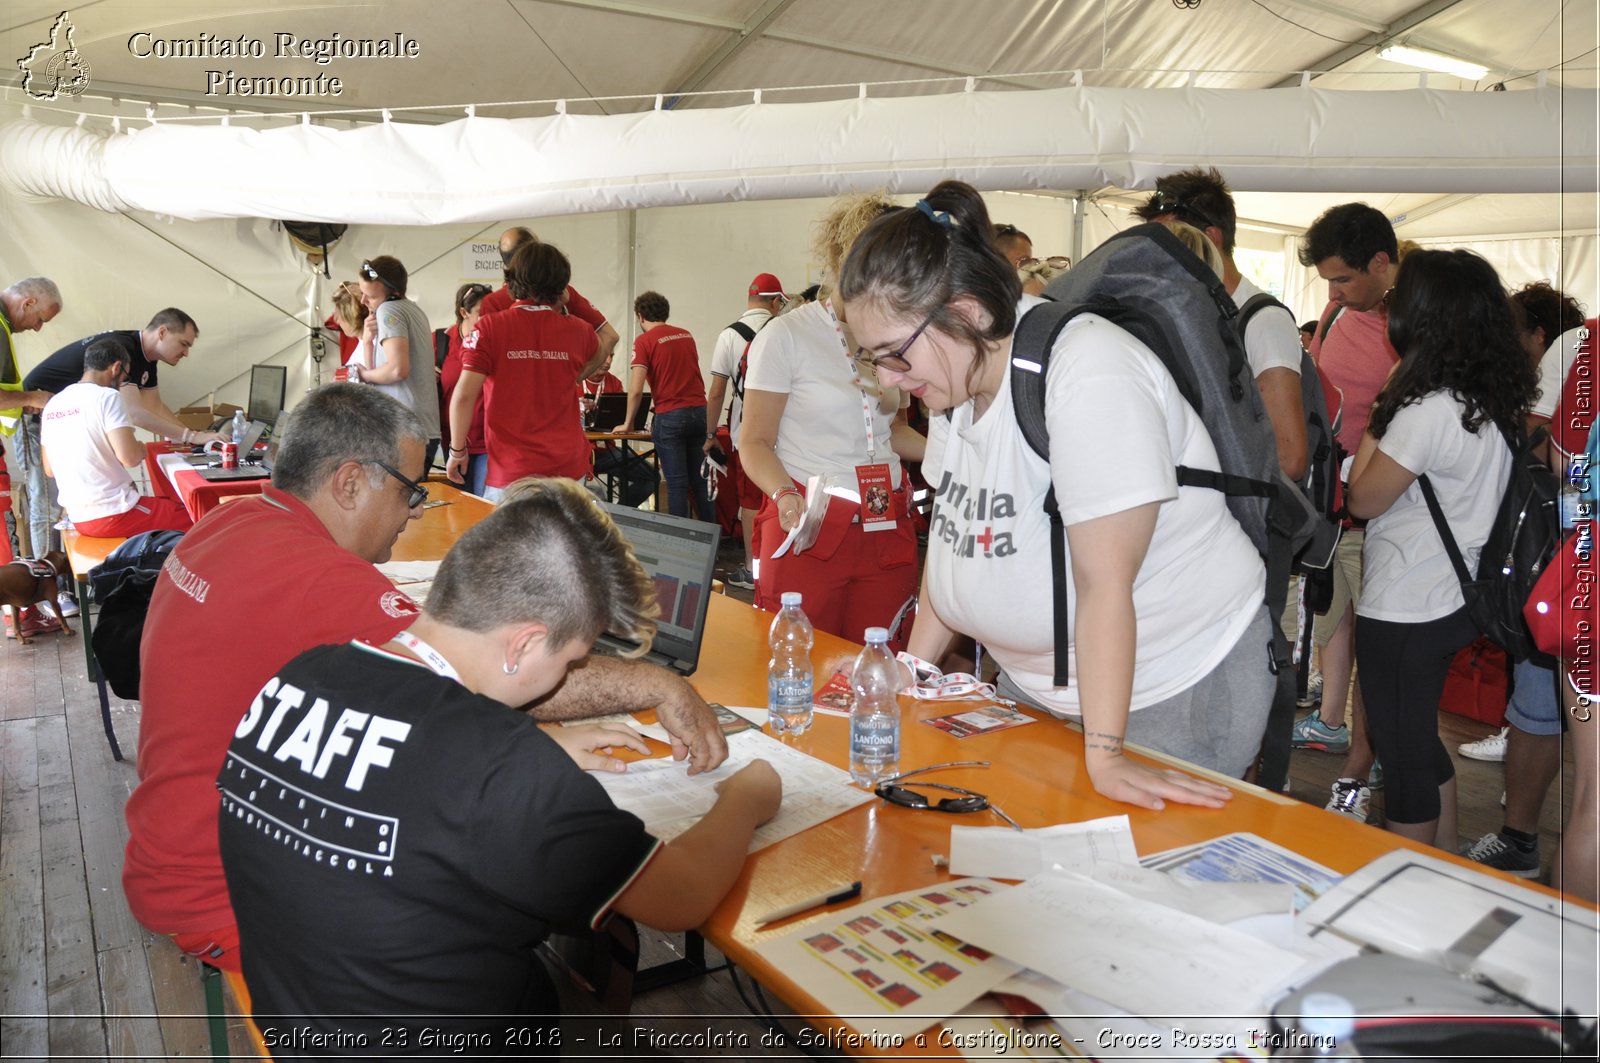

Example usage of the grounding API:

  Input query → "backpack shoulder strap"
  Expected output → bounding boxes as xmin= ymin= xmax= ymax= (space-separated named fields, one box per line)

xmin=728 ymin=318 xmax=769 ymax=408
xmin=1418 ymin=473 xmax=1475 ymax=589
xmin=1238 ymin=291 xmax=1291 ymax=335
xmin=1007 ymin=299 xmax=1086 ymax=687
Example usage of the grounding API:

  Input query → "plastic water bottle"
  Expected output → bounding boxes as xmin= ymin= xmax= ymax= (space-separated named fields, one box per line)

xmin=230 ymin=409 xmax=249 ymax=445
xmin=849 ymin=627 xmax=900 ymax=787
xmin=767 ymin=592 xmax=814 ymax=736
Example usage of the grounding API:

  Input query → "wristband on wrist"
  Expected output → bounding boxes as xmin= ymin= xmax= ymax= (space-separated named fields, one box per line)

xmin=448 ymin=447 xmax=467 ymax=455
xmin=772 ymin=487 xmax=802 ymax=504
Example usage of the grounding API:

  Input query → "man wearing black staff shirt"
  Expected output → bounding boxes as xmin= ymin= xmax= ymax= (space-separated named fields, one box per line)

xmin=19 ymin=308 xmax=223 ymax=558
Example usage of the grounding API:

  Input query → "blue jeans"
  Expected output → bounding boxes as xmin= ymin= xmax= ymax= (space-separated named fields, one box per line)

xmin=14 ymin=415 xmax=60 ymax=556
xmin=650 ymin=406 xmax=712 ymax=520
xmin=466 ymin=452 xmax=488 ymax=497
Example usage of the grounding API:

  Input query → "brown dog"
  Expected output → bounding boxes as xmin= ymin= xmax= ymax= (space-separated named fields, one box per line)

xmin=0 ymin=552 xmax=75 ymax=645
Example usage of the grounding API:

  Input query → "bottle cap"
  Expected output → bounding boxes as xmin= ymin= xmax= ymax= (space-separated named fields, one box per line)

xmin=863 ymin=627 xmax=889 ymax=643
xmin=1296 ymin=992 xmax=1356 ymax=1039
xmin=780 ymin=591 xmax=802 ymax=606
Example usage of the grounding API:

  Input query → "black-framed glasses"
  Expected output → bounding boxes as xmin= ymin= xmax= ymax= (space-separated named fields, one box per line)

xmin=856 ymin=309 xmax=937 ymax=372
xmin=874 ymin=761 xmax=1023 ymax=831
xmin=372 ymin=460 xmax=429 ymax=509
xmin=359 ymin=259 xmax=399 ymax=291
xmin=1146 ymin=189 xmax=1220 ymax=234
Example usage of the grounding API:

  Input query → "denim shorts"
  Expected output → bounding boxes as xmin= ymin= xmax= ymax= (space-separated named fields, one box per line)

xmin=1506 ymin=656 xmax=1563 ymax=736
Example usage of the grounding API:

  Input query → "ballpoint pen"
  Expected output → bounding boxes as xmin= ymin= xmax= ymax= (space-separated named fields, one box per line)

xmin=753 ymin=881 xmax=863 ymax=927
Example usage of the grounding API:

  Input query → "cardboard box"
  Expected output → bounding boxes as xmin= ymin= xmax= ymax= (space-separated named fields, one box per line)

xmin=175 ymin=402 xmax=242 ymax=432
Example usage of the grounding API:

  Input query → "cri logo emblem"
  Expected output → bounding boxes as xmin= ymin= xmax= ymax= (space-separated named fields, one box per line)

xmin=18 ymin=11 xmax=92 ymax=101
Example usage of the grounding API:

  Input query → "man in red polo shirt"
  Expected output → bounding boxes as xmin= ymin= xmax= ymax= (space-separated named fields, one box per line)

xmin=127 ymin=384 xmax=728 ymax=973
xmin=446 ymin=241 xmax=606 ymax=498
xmin=478 ymin=225 xmax=619 ymax=365
xmin=627 ymin=290 xmax=712 ymax=521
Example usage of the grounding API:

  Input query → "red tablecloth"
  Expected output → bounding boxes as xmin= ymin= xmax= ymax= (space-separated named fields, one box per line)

xmin=145 ymin=442 xmax=267 ymax=521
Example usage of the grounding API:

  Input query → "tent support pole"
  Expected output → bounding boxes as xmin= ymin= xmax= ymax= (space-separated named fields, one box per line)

xmin=1070 ymin=191 xmax=1087 ymax=266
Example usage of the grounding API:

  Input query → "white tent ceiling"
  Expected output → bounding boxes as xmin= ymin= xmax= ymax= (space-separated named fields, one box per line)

xmin=1 ymin=0 xmax=1596 ymax=240
xmin=0 ymin=1 xmax=1594 ymax=415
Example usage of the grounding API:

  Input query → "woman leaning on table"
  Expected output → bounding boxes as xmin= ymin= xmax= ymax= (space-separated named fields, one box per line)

xmin=737 ymin=192 xmax=923 ymax=646
xmin=836 ymin=180 xmax=1273 ymax=810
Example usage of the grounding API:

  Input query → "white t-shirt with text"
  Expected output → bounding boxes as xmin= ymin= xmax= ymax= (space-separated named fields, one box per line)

xmin=922 ymin=303 xmax=1264 ymax=716
xmin=40 ymin=381 xmax=140 ymax=522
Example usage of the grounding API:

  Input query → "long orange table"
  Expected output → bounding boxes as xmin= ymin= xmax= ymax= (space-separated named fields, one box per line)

xmin=676 ymin=594 xmax=1588 ymax=1055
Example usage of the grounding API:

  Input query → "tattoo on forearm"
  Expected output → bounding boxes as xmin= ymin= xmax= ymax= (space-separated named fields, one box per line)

xmin=1085 ymin=731 xmax=1124 ymax=754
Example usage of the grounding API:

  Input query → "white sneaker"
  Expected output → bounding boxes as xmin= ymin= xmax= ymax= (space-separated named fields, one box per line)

xmin=1325 ymin=777 xmax=1371 ymax=822
xmin=56 ymin=592 xmax=79 ymax=618
xmin=1458 ymin=726 xmax=1509 ymax=762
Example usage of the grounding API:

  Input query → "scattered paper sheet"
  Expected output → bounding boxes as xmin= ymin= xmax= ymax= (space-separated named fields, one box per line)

xmin=1090 ymin=864 xmax=1294 ymax=925
xmin=928 ymin=869 xmax=1309 ymax=1037
xmin=375 ymin=559 xmax=442 ymax=583
xmin=948 ymin=816 xmax=1138 ymax=880
xmin=1297 ymin=849 xmax=1599 ymax=1021
xmin=589 ymin=728 xmax=870 ymax=852
xmin=754 ymin=879 xmax=1020 ymax=1037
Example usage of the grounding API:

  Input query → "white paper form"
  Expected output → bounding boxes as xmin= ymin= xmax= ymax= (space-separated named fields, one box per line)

xmin=948 ymin=816 xmax=1139 ymax=880
xmin=1297 ymin=849 xmax=1600 ymax=1022
xmin=589 ymin=728 xmax=871 ymax=852
xmin=376 ymin=559 xmax=442 ymax=604
xmin=754 ymin=879 xmax=1021 ymax=1037
xmin=1090 ymin=864 xmax=1294 ymax=925
xmin=928 ymin=870 xmax=1309 ymax=1037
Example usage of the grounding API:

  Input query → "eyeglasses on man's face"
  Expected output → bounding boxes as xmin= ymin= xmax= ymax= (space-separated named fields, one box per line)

xmin=856 ymin=309 xmax=938 ymax=373
xmin=372 ymin=460 xmax=429 ymax=509
xmin=1018 ymin=256 xmax=1072 ymax=270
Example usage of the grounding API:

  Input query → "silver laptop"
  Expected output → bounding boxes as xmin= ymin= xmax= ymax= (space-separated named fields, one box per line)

xmin=593 ymin=503 xmax=720 ymax=675
xmin=188 ymin=420 xmax=271 ymax=480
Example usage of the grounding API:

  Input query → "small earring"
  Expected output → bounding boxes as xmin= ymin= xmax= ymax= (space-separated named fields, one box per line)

xmin=502 ymin=661 xmax=519 ymax=676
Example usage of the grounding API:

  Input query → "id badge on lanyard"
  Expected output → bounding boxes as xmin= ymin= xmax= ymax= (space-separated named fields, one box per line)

xmin=826 ymin=299 xmax=898 ymax=532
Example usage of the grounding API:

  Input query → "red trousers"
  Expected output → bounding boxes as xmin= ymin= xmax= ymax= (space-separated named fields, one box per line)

xmin=753 ymin=489 xmax=918 ymax=649
xmin=75 ymin=497 xmax=194 ymax=537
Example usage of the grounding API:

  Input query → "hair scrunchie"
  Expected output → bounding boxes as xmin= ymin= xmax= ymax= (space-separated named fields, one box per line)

xmin=915 ymin=199 xmax=954 ymax=229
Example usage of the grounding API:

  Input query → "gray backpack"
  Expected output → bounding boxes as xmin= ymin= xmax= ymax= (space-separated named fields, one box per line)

xmin=1014 ymin=223 xmax=1331 ymax=684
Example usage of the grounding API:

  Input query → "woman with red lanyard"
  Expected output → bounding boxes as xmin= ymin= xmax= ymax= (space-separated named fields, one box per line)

xmin=739 ymin=193 xmax=922 ymax=647
xmin=439 ymin=282 xmax=492 ymax=496
xmin=444 ymin=243 xmax=604 ymax=501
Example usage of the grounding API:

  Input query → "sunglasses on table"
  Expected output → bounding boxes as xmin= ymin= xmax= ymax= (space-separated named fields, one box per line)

xmin=372 ymin=460 xmax=429 ymax=509
xmin=874 ymin=761 xmax=1023 ymax=831
xmin=855 ymin=308 xmax=937 ymax=373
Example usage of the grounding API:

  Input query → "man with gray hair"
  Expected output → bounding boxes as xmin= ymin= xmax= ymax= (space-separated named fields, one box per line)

xmin=0 ymin=277 xmax=64 ymax=633
xmin=125 ymin=384 xmax=726 ymax=973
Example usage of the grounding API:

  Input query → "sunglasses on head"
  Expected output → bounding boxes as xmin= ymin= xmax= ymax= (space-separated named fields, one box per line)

xmin=874 ymin=761 xmax=1023 ymax=831
xmin=372 ymin=460 xmax=429 ymax=509
xmin=1147 ymin=190 xmax=1220 ymax=234
xmin=360 ymin=260 xmax=399 ymax=291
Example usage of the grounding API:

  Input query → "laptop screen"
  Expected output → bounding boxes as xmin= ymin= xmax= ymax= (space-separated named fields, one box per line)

xmin=599 ymin=502 xmax=720 ymax=674
xmin=248 ymin=364 xmax=287 ymax=424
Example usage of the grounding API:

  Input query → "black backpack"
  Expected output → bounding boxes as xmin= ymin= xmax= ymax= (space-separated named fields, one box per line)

xmin=1237 ymin=293 xmax=1344 ymax=617
xmin=1419 ymin=425 xmax=1561 ymax=665
xmin=723 ymin=317 xmax=771 ymax=427
xmin=1017 ymin=223 xmax=1332 ymax=684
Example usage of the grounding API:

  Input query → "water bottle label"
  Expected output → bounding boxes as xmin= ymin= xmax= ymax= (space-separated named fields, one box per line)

xmin=769 ymin=676 xmax=811 ymax=709
xmin=850 ymin=722 xmax=899 ymax=759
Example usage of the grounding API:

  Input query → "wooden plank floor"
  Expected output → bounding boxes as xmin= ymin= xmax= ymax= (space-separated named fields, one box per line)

xmin=0 ymin=558 xmax=1577 ymax=1059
